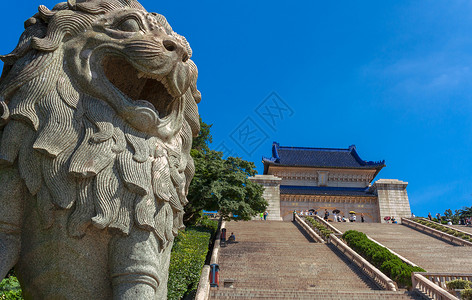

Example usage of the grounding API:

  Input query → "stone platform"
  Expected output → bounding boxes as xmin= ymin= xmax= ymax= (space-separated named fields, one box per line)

xmin=210 ymin=220 xmax=420 ymax=299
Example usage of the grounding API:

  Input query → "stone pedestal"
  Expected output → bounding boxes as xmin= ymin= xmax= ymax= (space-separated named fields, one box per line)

xmin=373 ymin=179 xmax=411 ymax=223
xmin=249 ymin=175 xmax=283 ymax=221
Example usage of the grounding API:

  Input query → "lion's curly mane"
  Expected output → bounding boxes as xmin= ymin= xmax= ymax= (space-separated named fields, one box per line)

xmin=0 ymin=0 xmax=200 ymax=247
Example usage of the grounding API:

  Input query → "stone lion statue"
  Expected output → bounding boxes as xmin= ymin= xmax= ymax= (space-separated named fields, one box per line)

xmin=0 ymin=0 xmax=200 ymax=298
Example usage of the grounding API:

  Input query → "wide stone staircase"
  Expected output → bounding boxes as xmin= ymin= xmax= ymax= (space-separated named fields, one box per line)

xmin=210 ymin=220 xmax=420 ymax=299
xmin=332 ymin=222 xmax=472 ymax=273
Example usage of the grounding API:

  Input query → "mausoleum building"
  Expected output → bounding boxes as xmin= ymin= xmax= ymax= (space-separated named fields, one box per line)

xmin=249 ymin=142 xmax=412 ymax=222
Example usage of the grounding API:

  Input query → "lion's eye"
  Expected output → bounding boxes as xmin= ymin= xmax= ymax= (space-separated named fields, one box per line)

xmin=118 ymin=18 xmax=140 ymax=32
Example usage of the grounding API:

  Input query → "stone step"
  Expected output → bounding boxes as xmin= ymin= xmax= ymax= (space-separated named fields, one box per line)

xmin=211 ymin=288 xmax=420 ymax=300
xmin=332 ymin=222 xmax=472 ymax=273
xmin=213 ymin=220 xmax=382 ymax=297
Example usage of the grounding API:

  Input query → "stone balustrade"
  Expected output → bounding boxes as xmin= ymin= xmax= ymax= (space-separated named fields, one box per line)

xmin=417 ymin=217 xmax=472 ymax=240
xmin=418 ymin=272 xmax=472 ymax=290
xmin=411 ymin=272 xmax=461 ymax=300
xmin=293 ymin=214 xmax=324 ymax=243
xmin=294 ymin=214 xmax=398 ymax=291
xmin=195 ymin=220 xmax=225 ymax=300
xmin=402 ymin=218 xmax=472 ymax=246
xmin=317 ymin=215 xmax=419 ymax=267
xmin=329 ymin=234 xmax=398 ymax=291
xmin=313 ymin=215 xmax=343 ymax=234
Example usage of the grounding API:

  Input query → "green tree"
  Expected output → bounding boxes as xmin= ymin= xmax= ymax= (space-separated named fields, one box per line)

xmin=444 ymin=209 xmax=453 ymax=219
xmin=459 ymin=206 xmax=472 ymax=218
xmin=444 ymin=209 xmax=460 ymax=225
xmin=191 ymin=117 xmax=212 ymax=152
xmin=184 ymin=119 xmax=266 ymax=224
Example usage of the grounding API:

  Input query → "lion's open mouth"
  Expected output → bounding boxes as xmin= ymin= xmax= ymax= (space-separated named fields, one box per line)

xmin=102 ymin=56 xmax=175 ymax=119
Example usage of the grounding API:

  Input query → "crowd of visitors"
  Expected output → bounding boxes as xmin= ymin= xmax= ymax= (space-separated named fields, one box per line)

xmin=293 ymin=209 xmax=365 ymax=223
xmin=292 ymin=208 xmax=471 ymax=225
xmin=427 ymin=211 xmax=472 ymax=226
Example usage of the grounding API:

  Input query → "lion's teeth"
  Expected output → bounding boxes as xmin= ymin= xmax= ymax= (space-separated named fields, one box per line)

xmin=137 ymin=72 xmax=145 ymax=79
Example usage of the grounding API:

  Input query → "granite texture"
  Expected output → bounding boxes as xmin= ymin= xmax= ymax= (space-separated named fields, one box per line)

xmin=373 ymin=179 xmax=412 ymax=222
xmin=0 ymin=0 xmax=200 ymax=298
xmin=248 ymin=175 xmax=283 ymax=220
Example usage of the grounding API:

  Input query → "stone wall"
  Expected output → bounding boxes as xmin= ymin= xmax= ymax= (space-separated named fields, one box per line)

xmin=279 ymin=196 xmax=380 ymax=223
xmin=373 ymin=179 xmax=411 ymax=223
xmin=249 ymin=175 xmax=283 ymax=220
xmin=249 ymin=173 xmax=412 ymax=224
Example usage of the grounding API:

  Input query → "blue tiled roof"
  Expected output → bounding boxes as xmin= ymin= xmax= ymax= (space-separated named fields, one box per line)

xmin=280 ymin=185 xmax=376 ymax=197
xmin=263 ymin=142 xmax=385 ymax=171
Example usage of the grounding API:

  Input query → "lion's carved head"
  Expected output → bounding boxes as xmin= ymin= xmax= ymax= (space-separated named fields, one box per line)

xmin=0 ymin=0 xmax=200 ymax=246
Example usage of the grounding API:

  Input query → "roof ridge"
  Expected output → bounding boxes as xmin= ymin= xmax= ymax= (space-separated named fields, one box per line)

xmin=263 ymin=142 xmax=386 ymax=176
xmin=277 ymin=145 xmax=351 ymax=152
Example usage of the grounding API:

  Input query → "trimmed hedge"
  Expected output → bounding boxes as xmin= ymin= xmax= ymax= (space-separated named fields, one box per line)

xmin=167 ymin=219 xmax=218 ymax=300
xmin=305 ymin=217 xmax=333 ymax=240
xmin=342 ymin=230 xmax=426 ymax=288
xmin=413 ymin=219 xmax=471 ymax=242
xmin=446 ymin=279 xmax=472 ymax=290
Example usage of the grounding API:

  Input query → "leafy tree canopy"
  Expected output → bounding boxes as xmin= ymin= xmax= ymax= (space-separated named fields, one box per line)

xmin=191 ymin=117 xmax=212 ymax=152
xmin=439 ymin=206 xmax=472 ymax=225
xmin=459 ymin=206 xmax=472 ymax=218
xmin=184 ymin=119 xmax=266 ymax=224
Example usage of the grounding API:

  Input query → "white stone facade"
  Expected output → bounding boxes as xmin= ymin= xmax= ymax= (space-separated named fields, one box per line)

xmin=372 ymin=179 xmax=411 ymax=223
xmin=256 ymin=144 xmax=412 ymax=223
xmin=248 ymin=175 xmax=283 ymax=220
xmin=251 ymin=167 xmax=412 ymax=223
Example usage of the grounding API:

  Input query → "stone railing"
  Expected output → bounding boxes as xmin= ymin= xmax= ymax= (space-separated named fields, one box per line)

xmin=329 ymin=234 xmax=398 ymax=291
xmin=294 ymin=214 xmax=324 ymax=243
xmin=418 ymin=272 xmax=472 ymax=290
xmin=402 ymin=218 xmax=472 ymax=246
xmin=417 ymin=217 xmax=472 ymax=240
xmin=195 ymin=219 xmax=225 ymax=300
xmin=313 ymin=215 xmax=343 ymax=235
xmin=412 ymin=272 xmax=464 ymax=300
xmin=315 ymin=215 xmax=418 ymax=267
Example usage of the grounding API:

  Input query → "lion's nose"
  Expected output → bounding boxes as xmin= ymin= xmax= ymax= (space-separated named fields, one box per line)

xmin=163 ymin=40 xmax=188 ymax=62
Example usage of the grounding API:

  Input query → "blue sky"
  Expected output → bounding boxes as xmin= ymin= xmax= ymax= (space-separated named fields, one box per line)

xmin=2 ymin=1 xmax=472 ymax=217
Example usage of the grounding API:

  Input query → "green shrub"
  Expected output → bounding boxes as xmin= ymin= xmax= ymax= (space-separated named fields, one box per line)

xmin=197 ymin=216 xmax=219 ymax=236
xmin=462 ymin=289 xmax=472 ymax=300
xmin=446 ymin=279 xmax=472 ymax=290
xmin=342 ymin=230 xmax=426 ymax=288
xmin=0 ymin=276 xmax=23 ymax=300
xmin=415 ymin=219 xmax=472 ymax=242
xmin=305 ymin=217 xmax=334 ymax=240
xmin=167 ymin=220 xmax=217 ymax=300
